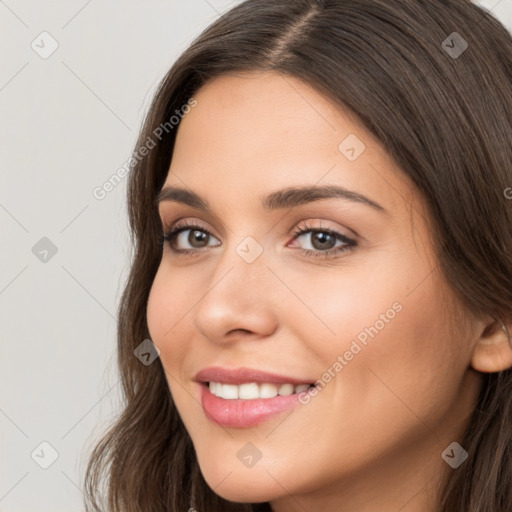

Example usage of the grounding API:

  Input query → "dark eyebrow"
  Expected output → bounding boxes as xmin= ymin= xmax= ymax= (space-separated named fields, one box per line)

xmin=155 ymin=184 xmax=387 ymax=214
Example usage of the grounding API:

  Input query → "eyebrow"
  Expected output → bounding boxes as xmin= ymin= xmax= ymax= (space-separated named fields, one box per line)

xmin=155 ymin=184 xmax=387 ymax=214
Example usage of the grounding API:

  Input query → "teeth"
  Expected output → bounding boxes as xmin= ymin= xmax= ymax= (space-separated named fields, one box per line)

xmin=208 ymin=381 xmax=312 ymax=400
xmin=278 ymin=383 xmax=294 ymax=396
xmin=238 ymin=383 xmax=260 ymax=399
xmin=221 ymin=383 xmax=239 ymax=399
xmin=260 ymin=383 xmax=278 ymax=398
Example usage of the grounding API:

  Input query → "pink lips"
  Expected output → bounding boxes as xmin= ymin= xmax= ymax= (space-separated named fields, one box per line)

xmin=196 ymin=366 xmax=314 ymax=428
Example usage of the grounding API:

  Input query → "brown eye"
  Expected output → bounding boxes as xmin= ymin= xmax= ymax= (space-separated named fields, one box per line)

xmin=162 ymin=224 xmax=220 ymax=253
xmin=289 ymin=222 xmax=357 ymax=259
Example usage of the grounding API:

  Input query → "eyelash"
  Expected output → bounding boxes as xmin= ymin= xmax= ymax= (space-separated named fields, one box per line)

xmin=158 ymin=220 xmax=357 ymax=259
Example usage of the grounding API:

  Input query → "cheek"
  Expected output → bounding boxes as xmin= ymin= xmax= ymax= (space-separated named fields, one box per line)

xmin=287 ymin=256 xmax=461 ymax=425
xmin=332 ymin=275 xmax=462 ymax=433
xmin=146 ymin=271 xmax=167 ymax=350
xmin=146 ymin=267 xmax=201 ymax=428
xmin=146 ymin=265 xmax=189 ymax=368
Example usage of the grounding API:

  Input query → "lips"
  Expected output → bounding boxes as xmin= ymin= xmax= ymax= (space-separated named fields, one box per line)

xmin=200 ymin=385 xmax=306 ymax=427
xmin=195 ymin=366 xmax=317 ymax=427
xmin=195 ymin=366 xmax=315 ymax=386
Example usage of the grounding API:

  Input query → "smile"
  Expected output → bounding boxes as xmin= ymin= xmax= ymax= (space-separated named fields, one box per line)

xmin=207 ymin=381 xmax=314 ymax=400
xmin=200 ymin=381 xmax=317 ymax=428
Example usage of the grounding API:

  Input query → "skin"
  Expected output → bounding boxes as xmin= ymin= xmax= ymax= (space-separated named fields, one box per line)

xmin=146 ymin=71 xmax=512 ymax=512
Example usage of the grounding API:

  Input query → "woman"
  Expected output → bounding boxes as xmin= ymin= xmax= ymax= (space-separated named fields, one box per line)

xmin=84 ymin=1 xmax=512 ymax=510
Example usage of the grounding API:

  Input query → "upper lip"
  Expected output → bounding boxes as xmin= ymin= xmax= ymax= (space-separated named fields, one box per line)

xmin=195 ymin=366 xmax=315 ymax=385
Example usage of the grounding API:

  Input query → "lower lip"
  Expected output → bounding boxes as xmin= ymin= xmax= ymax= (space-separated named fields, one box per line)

xmin=200 ymin=383 xmax=307 ymax=427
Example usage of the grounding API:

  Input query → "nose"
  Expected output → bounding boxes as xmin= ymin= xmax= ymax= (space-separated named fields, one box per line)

xmin=192 ymin=242 xmax=279 ymax=346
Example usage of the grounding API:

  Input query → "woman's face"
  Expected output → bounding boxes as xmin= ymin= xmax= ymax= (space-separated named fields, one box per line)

xmin=147 ymin=71 xmax=482 ymax=511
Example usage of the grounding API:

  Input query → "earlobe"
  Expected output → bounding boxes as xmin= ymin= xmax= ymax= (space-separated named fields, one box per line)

xmin=471 ymin=320 xmax=512 ymax=373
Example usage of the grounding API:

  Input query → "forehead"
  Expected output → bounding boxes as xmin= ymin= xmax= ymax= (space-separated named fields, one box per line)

xmin=164 ymin=71 xmax=419 ymax=221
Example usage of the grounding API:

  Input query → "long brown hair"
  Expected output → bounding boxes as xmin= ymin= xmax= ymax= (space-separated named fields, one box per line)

xmin=83 ymin=1 xmax=512 ymax=510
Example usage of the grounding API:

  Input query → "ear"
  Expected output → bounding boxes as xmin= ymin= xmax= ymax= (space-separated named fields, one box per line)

xmin=471 ymin=318 xmax=512 ymax=373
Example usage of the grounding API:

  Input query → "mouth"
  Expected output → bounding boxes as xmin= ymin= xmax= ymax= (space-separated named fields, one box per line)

xmin=195 ymin=366 xmax=318 ymax=427
xmin=203 ymin=381 xmax=316 ymax=400
xmin=199 ymin=381 xmax=317 ymax=428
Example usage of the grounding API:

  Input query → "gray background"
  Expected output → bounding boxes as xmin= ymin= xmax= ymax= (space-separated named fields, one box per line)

xmin=1 ymin=1 xmax=510 ymax=511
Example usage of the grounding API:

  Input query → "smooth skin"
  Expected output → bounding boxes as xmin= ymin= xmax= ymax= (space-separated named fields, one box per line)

xmin=146 ymin=71 xmax=512 ymax=512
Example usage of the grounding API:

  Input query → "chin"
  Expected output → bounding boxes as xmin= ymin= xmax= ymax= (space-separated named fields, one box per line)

xmin=198 ymin=461 xmax=286 ymax=503
xmin=213 ymin=487 xmax=271 ymax=504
